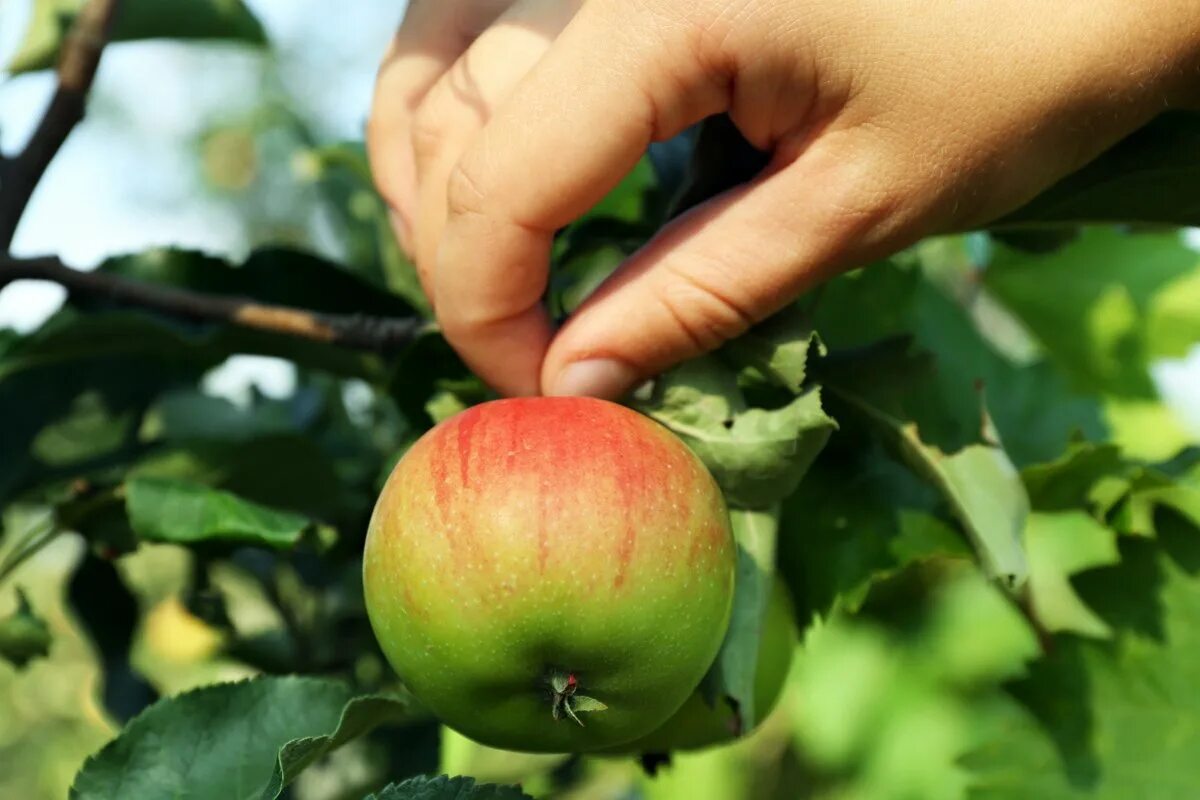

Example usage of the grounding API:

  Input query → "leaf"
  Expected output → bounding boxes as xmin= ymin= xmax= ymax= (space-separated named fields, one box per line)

xmin=985 ymin=228 xmax=1200 ymax=399
xmin=570 ymin=695 xmax=608 ymax=713
xmin=722 ymin=305 xmax=825 ymax=392
xmin=365 ymin=775 xmax=533 ymax=800
xmin=921 ymin=571 xmax=1041 ymax=686
xmin=966 ymin=531 xmax=1200 ymax=799
xmin=1110 ymin=463 xmax=1200 ymax=537
xmin=0 ymin=312 xmax=209 ymax=506
xmin=779 ymin=444 xmax=971 ymax=621
xmin=0 ymin=587 xmax=51 ymax=668
xmin=701 ymin=507 xmax=779 ymax=733
xmin=9 ymin=0 xmax=266 ymax=74
xmin=95 ymin=247 xmax=418 ymax=320
xmin=388 ymin=331 xmax=475 ymax=430
xmin=1024 ymin=512 xmax=1120 ymax=638
xmin=70 ymin=677 xmax=389 ymax=800
xmin=1021 ymin=442 xmax=1124 ymax=512
xmin=125 ymin=476 xmax=311 ymax=548
xmin=922 ymin=430 xmax=1031 ymax=591
xmin=131 ymin=435 xmax=348 ymax=523
xmin=811 ymin=260 xmax=1106 ymax=466
xmin=998 ymin=112 xmax=1200 ymax=228
xmin=821 ymin=347 xmax=1030 ymax=590
xmin=258 ymin=694 xmax=414 ymax=799
xmin=147 ymin=391 xmax=303 ymax=443
xmin=637 ymin=356 xmax=836 ymax=509
xmin=788 ymin=571 xmax=1037 ymax=798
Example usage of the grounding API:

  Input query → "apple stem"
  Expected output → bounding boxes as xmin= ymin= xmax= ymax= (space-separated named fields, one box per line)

xmin=548 ymin=669 xmax=608 ymax=726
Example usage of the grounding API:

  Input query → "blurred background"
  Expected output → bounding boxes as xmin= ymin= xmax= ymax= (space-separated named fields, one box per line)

xmin=0 ymin=1 xmax=408 ymax=794
xmin=1 ymin=1 xmax=1199 ymax=798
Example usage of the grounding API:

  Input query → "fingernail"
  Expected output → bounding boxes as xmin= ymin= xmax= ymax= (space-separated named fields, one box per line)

xmin=549 ymin=359 xmax=639 ymax=399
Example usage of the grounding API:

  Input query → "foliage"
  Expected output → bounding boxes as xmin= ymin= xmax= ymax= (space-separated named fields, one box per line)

xmin=1 ymin=4 xmax=1200 ymax=799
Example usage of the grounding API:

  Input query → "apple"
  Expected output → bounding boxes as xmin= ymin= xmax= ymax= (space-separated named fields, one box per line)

xmin=607 ymin=580 xmax=797 ymax=754
xmin=363 ymin=396 xmax=736 ymax=753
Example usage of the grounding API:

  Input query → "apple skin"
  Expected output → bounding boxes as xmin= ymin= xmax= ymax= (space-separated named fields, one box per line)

xmin=607 ymin=580 xmax=797 ymax=754
xmin=363 ymin=397 xmax=736 ymax=753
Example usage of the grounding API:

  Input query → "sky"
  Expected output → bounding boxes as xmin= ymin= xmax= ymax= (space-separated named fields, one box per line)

xmin=0 ymin=0 xmax=1196 ymax=429
xmin=0 ymin=0 xmax=405 ymax=400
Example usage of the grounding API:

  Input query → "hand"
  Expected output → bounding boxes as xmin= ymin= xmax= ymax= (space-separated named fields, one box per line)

xmin=369 ymin=0 xmax=1200 ymax=399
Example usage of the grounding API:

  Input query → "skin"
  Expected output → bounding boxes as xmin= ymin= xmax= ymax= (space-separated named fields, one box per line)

xmin=368 ymin=0 xmax=1200 ymax=400
xmin=607 ymin=579 xmax=798 ymax=755
xmin=363 ymin=397 xmax=736 ymax=752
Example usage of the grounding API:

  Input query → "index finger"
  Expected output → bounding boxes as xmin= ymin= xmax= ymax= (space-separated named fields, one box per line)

xmin=434 ymin=1 xmax=725 ymax=396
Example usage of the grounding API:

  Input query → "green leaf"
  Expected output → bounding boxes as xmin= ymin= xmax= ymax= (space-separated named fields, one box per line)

xmin=130 ymin=435 xmax=348 ymax=523
xmin=921 ymin=430 xmax=1031 ymax=591
xmin=984 ymin=228 xmax=1200 ymax=399
xmin=1024 ymin=512 xmax=1120 ymax=638
xmin=587 ymin=157 xmax=658 ymax=222
xmin=125 ymin=476 xmax=311 ymax=548
xmin=998 ymin=112 xmax=1200 ymax=227
xmin=258 ymin=694 xmax=414 ymax=800
xmin=722 ymin=305 xmax=825 ymax=392
xmin=0 ymin=311 xmax=214 ymax=505
xmin=812 ymin=260 xmax=1106 ymax=466
xmin=147 ymin=391 xmax=300 ymax=443
xmin=549 ymin=239 xmax=628 ymax=317
xmin=788 ymin=569 xmax=1038 ymax=799
xmin=365 ymin=775 xmax=533 ymax=800
xmin=0 ymin=587 xmax=51 ymax=668
xmin=1020 ymin=442 xmax=1124 ymax=512
xmin=920 ymin=572 xmax=1040 ymax=686
xmin=701 ymin=507 xmax=779 ymax=732
xmin=636 ymin=356 xmax=836 ymax=508
xmin=29 ymin=389 xmax=140 ymax=466
xmin=95 ymin=247 xmax=417 ymax=320
xmin=9 ymin=0 xmax=266 ymax=74
xmin=70 ymin=677 xmax=385 ymax=800
xmin=966 ymin=532 xmax=1200 ymax=799
xmin=821 ymin=349 xmax=1030 ymax=590
xmin=570 ymin=695 xmax=608 ymax=713
xmin=779 ymin=444 xmax=971 ymax=621
xmin=1110 ymin=463 xmax=1200 ymax=537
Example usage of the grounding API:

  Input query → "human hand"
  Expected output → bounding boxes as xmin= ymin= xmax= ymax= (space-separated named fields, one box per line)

xmin=369 ymin=0 xmax=1200 ymax=399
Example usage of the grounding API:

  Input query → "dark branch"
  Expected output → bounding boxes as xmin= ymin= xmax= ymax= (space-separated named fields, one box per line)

xmin=0 ymin=0 xmax=121 ymax=251
xmin=0 ymin=255 xmax=427 ymax=352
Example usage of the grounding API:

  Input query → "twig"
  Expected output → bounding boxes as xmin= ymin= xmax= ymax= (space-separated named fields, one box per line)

xmin=0 ymin=0 xmax=425 ymax=354
xmin=0 ymin=0 xmax=121 ymax=251
xmin=0 ymin=254 xmax=428 ymax=351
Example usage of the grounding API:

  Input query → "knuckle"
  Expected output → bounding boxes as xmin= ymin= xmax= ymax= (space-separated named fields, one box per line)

xmin=444 ymin=159 xmax=488 ymax=220
xmin=830 ymin=181 xmax=906 ymax=237
xmin=815 ymin=146 xmax=913 ymax=249
xmin=410 ymin=102 xmax=447 ymax=163
xmin=656 ymin=268 xmax=755 ymax=355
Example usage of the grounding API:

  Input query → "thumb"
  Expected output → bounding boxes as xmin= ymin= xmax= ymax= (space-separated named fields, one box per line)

xmin=542 ymin=137 xmax=919 ymax=398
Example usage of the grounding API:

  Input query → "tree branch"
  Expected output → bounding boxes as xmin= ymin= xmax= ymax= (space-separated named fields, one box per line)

xmin=0 ymin=255 xmax=427 ymax=352
xmin=0 ymin=0 xmax=425 ymax=355
xmin=0 ymin=0 xmax=121 ymax=251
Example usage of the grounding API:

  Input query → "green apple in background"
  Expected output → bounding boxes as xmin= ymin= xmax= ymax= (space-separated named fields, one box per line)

xmin=608 ymin=580 xmax=797 ymax=754
xmin=363 ymin=397 xmax=736 ymax=753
